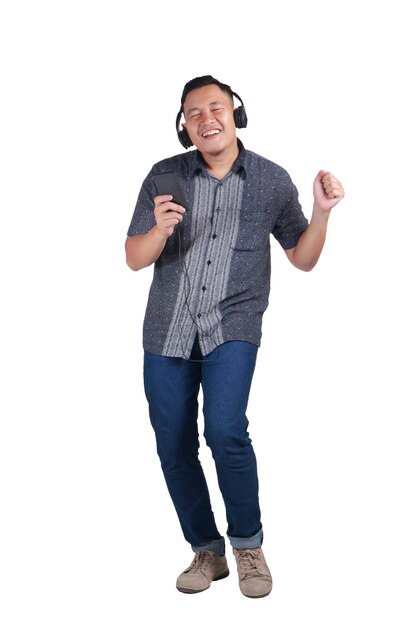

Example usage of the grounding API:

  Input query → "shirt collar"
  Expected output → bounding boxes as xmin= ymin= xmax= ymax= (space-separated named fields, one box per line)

xmin=188 ymin=138 xmax=247 ymax=179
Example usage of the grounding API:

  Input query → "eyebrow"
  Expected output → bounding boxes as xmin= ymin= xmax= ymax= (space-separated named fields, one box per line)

xmin=186 ymin=100 xmax=225 ymax=116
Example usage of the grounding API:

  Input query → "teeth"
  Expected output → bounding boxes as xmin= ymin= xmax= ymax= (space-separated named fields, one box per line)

xmin=202 ymin=129 xmax=220 ymax=137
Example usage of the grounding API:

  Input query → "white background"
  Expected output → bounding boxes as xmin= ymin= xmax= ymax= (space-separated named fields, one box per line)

xmin=1 ymin=1 xmax=416 ymax=624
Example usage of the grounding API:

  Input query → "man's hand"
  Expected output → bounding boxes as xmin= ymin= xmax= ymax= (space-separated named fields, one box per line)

xmin=125 ymin=196 xmax=186 ymax=271
xmin=285 ymin=170 xmax=345 ymax=271
xmin=313 ymin=170 xmax=345 ymax=213
xmin=154 ymin=194 xmax=186 ymax=238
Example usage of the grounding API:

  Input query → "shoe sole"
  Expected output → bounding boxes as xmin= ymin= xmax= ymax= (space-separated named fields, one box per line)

xmin=242 ymin=589 xmax=272 ymax=598
xmin=176 ymin=569 xmax=230 ymax=594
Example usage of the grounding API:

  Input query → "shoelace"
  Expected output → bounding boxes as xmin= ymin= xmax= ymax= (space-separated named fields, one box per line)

xmin=235 ymin=549 xmax=266 ymax=578
xmin=189 ymin=551 xmax=215 ymax=572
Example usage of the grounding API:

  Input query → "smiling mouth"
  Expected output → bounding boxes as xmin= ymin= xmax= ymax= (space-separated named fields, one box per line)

xmin=201 ymin=129 xmax=221 ymax=138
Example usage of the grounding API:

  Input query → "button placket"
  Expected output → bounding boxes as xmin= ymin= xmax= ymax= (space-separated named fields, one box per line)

xmin=196 ymin=179 xmax=224 ymax=327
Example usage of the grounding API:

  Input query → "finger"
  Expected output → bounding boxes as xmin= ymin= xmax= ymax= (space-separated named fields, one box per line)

xmin=327 ymin=188 xmax=344 ymax=199
xmin=159 ymin=213 xmax=183 ymax=226
xmin=155 ymin=201 xmax=186 ymax=216
xmin=168 ymin=202 xmax=186 ymax=213
xmin=322 ymin=174 xmax=336 ymax=186
xmin=322 ymin=173 xmax=343 ymax=187
xmin=324 ymin=182 xmax=339 ymax=195
xmin=323 ymin=179 xmax=343 ymax=195
xmin=326 ymin=181 xmax=344 ymax=195
xmin=154 ymin=195 xmax=186 ymax=212
xmin=154 ymin=194 xmax=173 ymax=205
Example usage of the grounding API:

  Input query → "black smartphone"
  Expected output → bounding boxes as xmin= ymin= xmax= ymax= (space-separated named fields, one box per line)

xmin=153 ymin=171 xmax=188 ymax=210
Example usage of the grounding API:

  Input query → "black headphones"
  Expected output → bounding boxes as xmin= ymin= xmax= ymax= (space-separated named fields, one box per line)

xmin=176 ymin=90 xmax=248 ymax=150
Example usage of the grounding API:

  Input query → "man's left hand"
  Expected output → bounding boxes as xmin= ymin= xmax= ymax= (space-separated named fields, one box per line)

xmin=313 ymin=170 xmax=345 ymax=213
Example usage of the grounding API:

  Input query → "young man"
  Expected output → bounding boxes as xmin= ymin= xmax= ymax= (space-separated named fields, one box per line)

xmin=125 ymin=76 xmax=344 ymax=598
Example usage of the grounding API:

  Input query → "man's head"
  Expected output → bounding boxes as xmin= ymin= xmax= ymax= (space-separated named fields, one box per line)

xmin=176 ymin=76 xmax=247 ymax=152
xmin=180 ymin=75 xmax=235 ymax=111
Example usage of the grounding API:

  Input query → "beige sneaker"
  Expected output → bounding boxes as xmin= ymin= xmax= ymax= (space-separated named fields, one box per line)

xmin=233 ymin=547 xmax=273 ymax=598
xmin=176 ymin=551 xmax=229 ymax=594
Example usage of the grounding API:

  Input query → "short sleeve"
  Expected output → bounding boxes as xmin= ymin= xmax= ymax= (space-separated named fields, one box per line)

xmin=272 ymin=176 xmax=308 ymax=250
xmin=126 ymin=171 xmax=156 ymax=237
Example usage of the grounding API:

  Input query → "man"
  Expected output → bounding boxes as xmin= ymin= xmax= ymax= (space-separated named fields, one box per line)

xmin=125 ymin=75 xmax=344 ymax=598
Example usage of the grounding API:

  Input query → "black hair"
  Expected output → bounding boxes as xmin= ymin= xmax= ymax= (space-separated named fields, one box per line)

xmin=180 ymin=75 xmax=234 ymax=110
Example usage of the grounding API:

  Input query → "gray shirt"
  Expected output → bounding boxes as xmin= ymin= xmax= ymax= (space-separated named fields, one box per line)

xmin=127 ymin=141 xmax=308 ymax=358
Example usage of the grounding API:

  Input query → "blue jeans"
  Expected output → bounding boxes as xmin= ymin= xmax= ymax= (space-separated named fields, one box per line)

xmin=143 ymin=336 xmax=263 ymax=553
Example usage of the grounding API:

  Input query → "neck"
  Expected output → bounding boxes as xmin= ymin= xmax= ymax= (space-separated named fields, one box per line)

xmin=201 ymin=141 xmax=239 ymax=180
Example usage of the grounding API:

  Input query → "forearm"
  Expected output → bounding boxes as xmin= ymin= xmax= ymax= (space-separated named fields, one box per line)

xmin=288 ymin=206 xmax=330 ymax=271
xmin=125 ymin=226 xmax=169 ymax=271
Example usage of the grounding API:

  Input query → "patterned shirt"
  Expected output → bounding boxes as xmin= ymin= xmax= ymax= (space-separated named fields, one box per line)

xmin=127 ymin=141 xmax=308 ymax=358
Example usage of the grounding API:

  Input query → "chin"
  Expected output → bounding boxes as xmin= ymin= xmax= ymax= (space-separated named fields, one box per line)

xmin=197 ymin=140 xmax=225 ymax=155
xmin=204 ymin=145 xmax=224 ymax=156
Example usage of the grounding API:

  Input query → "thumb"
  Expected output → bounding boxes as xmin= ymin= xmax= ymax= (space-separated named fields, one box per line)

xmin=313 ymin=170 xmax=328 ymax=195
xmin=315 ymin=169 xmax=329 ymax=183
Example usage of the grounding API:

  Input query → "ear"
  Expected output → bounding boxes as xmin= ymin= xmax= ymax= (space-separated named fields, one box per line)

xmin=181 ymin=122 xmax=187 ymax=130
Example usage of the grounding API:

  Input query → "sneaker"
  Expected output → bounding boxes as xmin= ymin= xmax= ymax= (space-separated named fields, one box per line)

xmin=233 ymin=547 xmax=273 ymax=598
xmin=176 ymin=551 xmax=229 ymax=594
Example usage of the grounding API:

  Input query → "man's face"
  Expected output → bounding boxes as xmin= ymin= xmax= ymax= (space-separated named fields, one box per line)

xmin=182 ymin=84 xmax=237 ymax=156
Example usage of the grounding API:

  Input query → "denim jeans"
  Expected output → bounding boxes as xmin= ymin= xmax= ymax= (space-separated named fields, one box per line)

xmin=143 ymin=335 xmax=263 ymax=553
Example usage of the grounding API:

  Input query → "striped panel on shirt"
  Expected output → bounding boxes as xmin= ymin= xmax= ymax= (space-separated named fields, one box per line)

xmin=162 ymin=170 xmax=244 ymax=358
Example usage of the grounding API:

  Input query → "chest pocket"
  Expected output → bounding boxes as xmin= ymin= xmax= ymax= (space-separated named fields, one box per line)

xmin=233 ymin=206 xmax=274 ymax=251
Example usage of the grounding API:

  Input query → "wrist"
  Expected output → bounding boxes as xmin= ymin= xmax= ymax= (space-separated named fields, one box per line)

xmin=152 ymin=225 xmax=170 ymax=241
xmin=312 ymin=204 xmax=331 ymax=223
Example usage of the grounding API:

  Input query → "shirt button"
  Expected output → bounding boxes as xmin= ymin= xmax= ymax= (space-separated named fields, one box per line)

xmin=212 ymin=234 xmax=217 ymax=240
xmin=197 ymin=313 xmax=202 ymax=318
xmin=202 ymin=286 xmax=207 ymax=292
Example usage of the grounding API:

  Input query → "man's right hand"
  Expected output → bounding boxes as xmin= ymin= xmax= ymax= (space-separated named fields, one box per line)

xmin=125 ymin=195 xmax=186 ymax=271
xmin=154 ymin=194 xmax=186 ymax=238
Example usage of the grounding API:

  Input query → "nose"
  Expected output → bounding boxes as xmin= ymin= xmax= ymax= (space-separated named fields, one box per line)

xmin=200 ymin=108 xmax=216 ymax=124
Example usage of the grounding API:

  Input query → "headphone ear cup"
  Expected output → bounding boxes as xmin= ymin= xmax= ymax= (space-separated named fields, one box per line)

xmin=176 ymin=109 xmax=193 ymax=149
xmin=178 ymin=128 xmax=193 ymax=149
xmin=234 ymin=105 xmax=248 ymax=129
